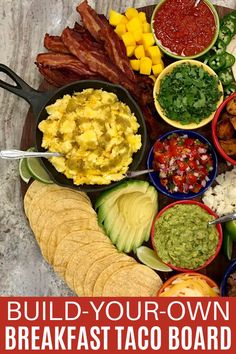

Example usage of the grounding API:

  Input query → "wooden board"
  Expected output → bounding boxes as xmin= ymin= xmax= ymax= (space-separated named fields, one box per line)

xmin=20 ymin=4 xmax=236 ymax=286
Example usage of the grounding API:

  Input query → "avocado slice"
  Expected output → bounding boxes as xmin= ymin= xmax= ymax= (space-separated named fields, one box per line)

xmin=96 ymin=180 xmax=158 ymax=253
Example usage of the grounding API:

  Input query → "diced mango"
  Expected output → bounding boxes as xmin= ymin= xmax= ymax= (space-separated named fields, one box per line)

xmin=152 ymin=61 xmax=165 ymax=76
xmin=146 ymin=46 xmax=161 ymax=59
xmin=120 ymin=15 xmax=129 ymax=25
xmin=143 ymin=23 xmax=151 ymax=33
xmin=125 ymin=8 xmax=139 ymax=20
xmin=133 ymin=30 xmax=143 ymax=43
xmin=138 ymin=12 xmax=147 ymax=23
xmin=149 ymin=75 xmax=156 ymax=82
xmin=130 ymin=59 xmax=140 ymax=71
xmin=152 ymin=56 xmax=162 ymax=65
xmin=115 ymin=24 xmax=127 ymax=37
xmin=141 ymin=33 xmax=155 ymax=49
xmin=134 ymin=45 xmax=146 ymax=59
xmin=122 ymin=32 xmax=136 ymax=46
xmin=140 ymin=57 xmax=152 ymax=75
xmin=126 ymin=45 xmax=136 ymax=57
xmin=126 ymin=17 xmax=142 ymax=33
xmin=109 ymin=10 xmax=124 ymax=26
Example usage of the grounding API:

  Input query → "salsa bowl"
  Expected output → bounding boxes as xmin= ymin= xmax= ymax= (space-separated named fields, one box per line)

xmin=154 ymin=60 xmax=224 ymax=129
xmin=151 ymin=200 xmax=223 ymax=272
xmin=151 ymin=0 xmax=220 ymax=60
xmin=212 ymin=92 xmax=236 ymax=166
xmin=147 ymin=130 xmax=218 ymax=200
xmin=157 ymin=272 xmax=220 ymax=297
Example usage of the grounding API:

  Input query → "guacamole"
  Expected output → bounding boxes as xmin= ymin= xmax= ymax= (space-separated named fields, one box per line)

xmin=154 ymin=204 xmax=219 ymax=269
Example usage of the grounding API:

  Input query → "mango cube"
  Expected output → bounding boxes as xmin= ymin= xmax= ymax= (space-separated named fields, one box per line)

xmin=133 ymin=30 xmax=143 ymax=43
xmin=120 ymin=15 xmax=128 ymax=25
xmin=138 ymin=12 xmax=147 ymax=23
xmin=134 ymin=45 xmax=145 ymax=59
xmin=146 ymin=46 xmax=161 ymax=59
xmin=109 ymin=10 xmax=124 ymax=26
xmin=125 ymin=8 xmax=139 ymax=20
xmin=143 ymin=23 xmax=151 ymax=33
xmin=115 ymin=24 xmax=126 ymax=37
xmin=130 ymin=59 xmax=140 ymax=71
xmin=126 ymin=17 xmax=142 ymax=33
xmin=126 ymin=46 xmax=136 ymax=57
xmin=140 ymin=57 xmax=152 ymax=75
xmin=152 ymin=56 xmax=162 ymax=65
xmin=152 ymin=61 xmax=165 ymax=76
xmin=122 ymin=32 xmax=136 ymax=46
xmin=142 ymin=33 xmax=155 ymax=49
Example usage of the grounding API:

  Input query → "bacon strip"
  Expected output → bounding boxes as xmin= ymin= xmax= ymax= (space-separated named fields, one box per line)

xmin=37 ymin=66 xmax=82 ymax=87
xmin=77 ymin=1 xmax=136 ymax=82
xmin=36 ymin=53 xmax=99 ymax=78
xmin=61 ymin=27 xmax=151 ymax=105
xmin=44 ymin=34 xmax=70 ymax=54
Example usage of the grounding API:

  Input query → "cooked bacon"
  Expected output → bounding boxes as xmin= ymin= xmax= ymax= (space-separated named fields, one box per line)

xmin=44 ymin=34 xmax=70 ymax=54
xmin=76 ymin=0 xmax=104 ymax=43
xmin=36 ymin=53 xmax=99 ymax=78
xmin=73 ymin=22 xmax=104 ymax=50
xmin=77 ymin=1 xmax=135 ymax=82
xmin=61 ymin=27 xmax=152 ymax=105
xmin=141 ymin=106 xmax=160 ymax=141
xmin=37 ymin=66 xmax=82 ymax=87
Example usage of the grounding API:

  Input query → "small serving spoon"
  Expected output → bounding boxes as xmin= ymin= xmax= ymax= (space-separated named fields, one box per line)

xmin=125 ymin=169 xmax=154 ymax=178
xmin=208 ymin=213 xmax=236 ymax=226
xmin=0 ymin=149 xmax=61 ymax=160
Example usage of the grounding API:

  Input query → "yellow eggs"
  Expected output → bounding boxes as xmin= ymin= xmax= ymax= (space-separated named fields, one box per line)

xmin=38 ymin=89 xmax=142 ymax=185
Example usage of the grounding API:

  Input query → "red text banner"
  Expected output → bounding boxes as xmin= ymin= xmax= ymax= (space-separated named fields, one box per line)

xmin=0 ymin=297 xmax=235 ymax=353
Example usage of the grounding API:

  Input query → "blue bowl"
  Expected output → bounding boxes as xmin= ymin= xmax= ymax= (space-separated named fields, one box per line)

xmin=147 ymin=130 xmax=218 ymax=200
xmin=220 ymin=260 xmax=236 ymax=296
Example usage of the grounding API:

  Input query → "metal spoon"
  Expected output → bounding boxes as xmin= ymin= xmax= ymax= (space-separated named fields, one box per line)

xmin=195 ymin=0 xmax=201 ymax=7
xmin=125 ymin=169 xmax=155 ymax=178
xmin=208 ymin=212 xmax=236 ymax=226
xmin=0 ymin=149 xmax=61 ymax=160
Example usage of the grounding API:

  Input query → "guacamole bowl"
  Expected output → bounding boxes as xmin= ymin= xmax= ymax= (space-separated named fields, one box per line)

xmin=147 ymin=130 xmax=218 ymax=200
xmin=151 ymin=200 xmax=223 ymax=272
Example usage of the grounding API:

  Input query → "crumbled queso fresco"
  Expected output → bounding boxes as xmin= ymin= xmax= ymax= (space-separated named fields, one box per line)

xmin=203 ymin=167 xmax=236 ymax=216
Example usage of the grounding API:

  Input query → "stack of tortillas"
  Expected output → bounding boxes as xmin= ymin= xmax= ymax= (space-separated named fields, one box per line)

xmin=24 ymin=181 xmax=162 ymax=296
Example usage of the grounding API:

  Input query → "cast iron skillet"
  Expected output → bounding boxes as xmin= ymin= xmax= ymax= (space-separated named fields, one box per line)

xmin=0 ymin=64 xmax=147 ymax=192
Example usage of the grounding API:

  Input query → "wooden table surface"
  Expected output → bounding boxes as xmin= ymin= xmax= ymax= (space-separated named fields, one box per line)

xmin=0 ymin=0 xmax=235 ymax=296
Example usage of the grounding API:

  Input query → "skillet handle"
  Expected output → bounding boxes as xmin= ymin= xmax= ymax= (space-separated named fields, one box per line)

xmin=0 ymin=63 xmax=54 ymax=116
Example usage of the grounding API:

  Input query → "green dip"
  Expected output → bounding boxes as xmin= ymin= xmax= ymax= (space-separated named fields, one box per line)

xmin=154 ymin=204 xmax=219 ymax=269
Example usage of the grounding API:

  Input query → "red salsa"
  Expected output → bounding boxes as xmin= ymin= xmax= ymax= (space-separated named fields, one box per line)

xmin=153 ymin=134 xmax=213 ymax=194
xmin=153 ymin=0 xmax=217 ymax=57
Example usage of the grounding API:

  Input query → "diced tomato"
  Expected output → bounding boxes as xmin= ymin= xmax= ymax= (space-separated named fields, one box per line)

xmin=189 ymin=160 xmax=198 ymax=170
xmin=154 ymin=140 xmax=164 ymax=153
xmin=156 ymin=152 xmax=171 ymax=164
xmin=177 ymin=161 xmax=188 ymax=171
xmin=173 ymin=175 xmax=186 ymax=186
xmin=185 ymin=138 xmax=195 ymax=146
xmin=186 ymin=173 xmax=197 ymax=185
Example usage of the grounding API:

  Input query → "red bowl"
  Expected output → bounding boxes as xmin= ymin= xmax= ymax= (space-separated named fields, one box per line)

xmin=157 ymin=272 xmax=220 ymax=297
xmin=151 ymin=200 xmax=223 ymax=272
xmin=212 ymin=92 xmax=236 ymax=166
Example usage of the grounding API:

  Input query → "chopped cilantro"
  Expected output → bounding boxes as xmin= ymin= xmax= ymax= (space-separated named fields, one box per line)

xmin=157 ymin=64 xmax=222 ymax=125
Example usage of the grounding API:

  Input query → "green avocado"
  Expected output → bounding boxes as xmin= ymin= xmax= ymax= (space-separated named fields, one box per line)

xmin=96 ymin=180 xmax=158 ymax=253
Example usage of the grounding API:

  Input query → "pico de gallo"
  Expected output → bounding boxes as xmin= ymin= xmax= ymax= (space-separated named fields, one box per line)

xmin=153 ymin=134 xmax=214 ymax=194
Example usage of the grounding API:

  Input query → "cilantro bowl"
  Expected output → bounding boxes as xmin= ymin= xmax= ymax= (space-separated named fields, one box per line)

xmin=154 ymin=60 xmax=224 ymax=129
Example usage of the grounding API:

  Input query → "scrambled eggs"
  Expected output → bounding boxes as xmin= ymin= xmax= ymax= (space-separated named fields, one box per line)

xmin=38 ymin=89 xmax=142 ymax=185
